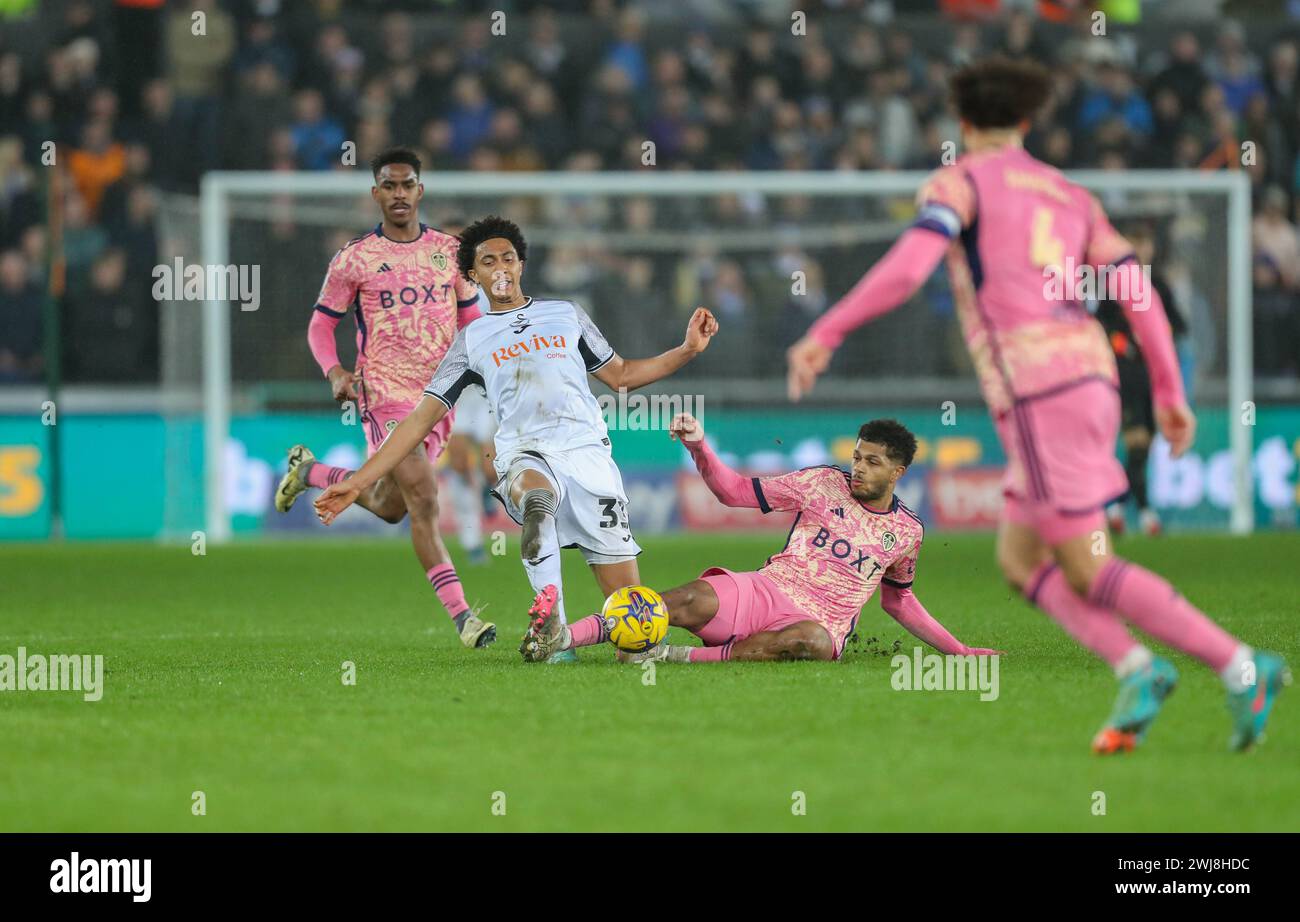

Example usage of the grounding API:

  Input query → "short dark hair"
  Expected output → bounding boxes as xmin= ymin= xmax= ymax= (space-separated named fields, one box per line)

xmin=857 ymin=419 xmax=918 ymax=467
xmin=949 ymin=56 xmax=1053 ymax=129
xmin=456 ymin=215 xmax=527 ymax=280
xmin=370 ymin=145 xmax=421 ymax=179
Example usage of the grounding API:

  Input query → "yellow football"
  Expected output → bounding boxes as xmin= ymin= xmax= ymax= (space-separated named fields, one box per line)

xmin=602 ymin=585 xmax=669 ymax=653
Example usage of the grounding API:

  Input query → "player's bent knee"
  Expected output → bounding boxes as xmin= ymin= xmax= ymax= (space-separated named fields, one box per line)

xmin=778 ymin=623 xmax=834 ymax=661
xmin=662 ymin=580 xmax=712 ymax=630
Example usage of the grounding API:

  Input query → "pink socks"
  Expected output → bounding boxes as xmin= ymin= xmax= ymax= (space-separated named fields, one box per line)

xmin=567 ymin=615 xmax=607 ymax=649
xmin=1087 ymin=558 xmax=1238 ymax=672
xmin=688 ymin=643 xmax=733 ymax=663
xmin=305 ymin=463 xmax=351 ymax=489
xmin=427 ymin=563 xmax=469 ymax=620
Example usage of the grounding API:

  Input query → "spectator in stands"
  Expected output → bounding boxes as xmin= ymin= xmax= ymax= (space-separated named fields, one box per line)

xmin=66 ymin=119 xmax=125 ymax=221
xmin=223 ymin=62 xmax=294 ymax=172
xmin=999 ymin=10 xmax=1054 ymax=64
xmin=0 ymin=249 xmax=43 ymax=383
xmin=1150 ymin=31 xmax=1209 ymax=116
xmin=1252 ymin=185 xmax=1300 ymax=376
xmin=1265 ymin=40 xmax=1299 ymax=179
xmin=1078 ymin=60 xmax=1153 ymax=140
xmin=0 ymin=136 xmax=38 ymax=251
xmin=487 ymin=108 xmax=545 ymax=172
xmin=233 ymin=15 xmax=294 ymax=83
xmin=64 ymin=247 xmax=155 ymax=382
xmin=288 ymin=89 xmax=344 ymax=172
xmin=0 ymin=52 xmax=24 ymax=131
xmin=2 ymin=4 xmax=1299 ymax=389
xmin=604 ymin=7 xmax=650 ymax=93
xmin=521 ymin=82 xmax=570 ymax=169
xmin=1206 ymin=20 xmax=1265 ymax=118
xmin=446 ymin=74 xmax=495 ymax=161
xmin=131 ymin=79 xmax=189 ymax=192
xmin=164 ymin=0 xmax=234 ymax=184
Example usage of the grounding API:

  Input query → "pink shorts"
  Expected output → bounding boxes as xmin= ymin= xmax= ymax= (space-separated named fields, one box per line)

xmin=698 ymin=567 xmax=838 ymax=657
xmin=363 ymin=403 xmax=455 ymax=463
xmin=1002 ymin=493 xmax=1106 ymax=545
xmin=995 ymin=377 xmax=1127 ymax=542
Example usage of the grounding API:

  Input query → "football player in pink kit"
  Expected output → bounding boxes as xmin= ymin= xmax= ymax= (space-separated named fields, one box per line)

xmin=786 ymin=57 xmax=1288 ymax=752
xmin=273 ymin=147 xmax=496 ymax=649
xmin=522 ymin=413 xmax=998 ymax=664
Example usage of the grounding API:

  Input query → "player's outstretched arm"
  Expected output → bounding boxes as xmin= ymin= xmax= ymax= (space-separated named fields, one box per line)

xmin=787 ymin=228 xmax=949 ymax=401
xmin=314 ymin=396 xmax=447 ymax=524
xmin=593 ymin=307 xmax=717 ymax=392
xmin=879 ymin=584 xmax=1002 ymax=656
xmin=1112 ymin=267 xmax=1196 ymax=457
xmin=669 ymin=412 xmax=762 ymax=509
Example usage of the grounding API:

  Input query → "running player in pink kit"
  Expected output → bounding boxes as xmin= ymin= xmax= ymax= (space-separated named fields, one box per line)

xmin=273 ymin=147 xmax=496 ymax=649
xmin=522 ymin=413 xmax=997 ymax=663
xmin=786 ymin=58 xmax=1288 ymax=752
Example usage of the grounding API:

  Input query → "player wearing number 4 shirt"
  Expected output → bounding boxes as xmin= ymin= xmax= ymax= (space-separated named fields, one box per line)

xmin=524 ymin=414 xmax=998 ymax=664
xmin=785 ymin=57 xmax=1288 ymax=752
xmin=314 ymin=215 xmax=719 ymax=664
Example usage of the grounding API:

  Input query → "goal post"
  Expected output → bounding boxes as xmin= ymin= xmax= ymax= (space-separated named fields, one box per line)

xmin=195 ymin=169 xmax=1254 ymax=542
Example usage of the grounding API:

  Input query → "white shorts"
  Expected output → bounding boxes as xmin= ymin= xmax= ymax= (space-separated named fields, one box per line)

xmin=492 ymin=443 xmax=642 ymax=565
xmin=451 ymin=385 xmax=497 ymax=444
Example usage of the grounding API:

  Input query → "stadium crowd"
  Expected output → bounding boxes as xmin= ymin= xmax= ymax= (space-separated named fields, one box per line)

xmin=1 ymin=0 xmax=1299 ymax=386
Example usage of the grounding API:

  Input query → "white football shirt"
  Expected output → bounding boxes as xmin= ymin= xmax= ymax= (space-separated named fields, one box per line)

xmin=423 ymin=297 xmax=615 ymax=458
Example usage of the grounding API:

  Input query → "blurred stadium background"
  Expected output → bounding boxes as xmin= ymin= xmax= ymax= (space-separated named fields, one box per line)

xmin=2 ymin=0 xmax=1300 ymax=544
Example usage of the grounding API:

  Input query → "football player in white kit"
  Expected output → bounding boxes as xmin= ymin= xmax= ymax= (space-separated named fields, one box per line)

xmin=315 ymin=216 xmax=718 ymax=663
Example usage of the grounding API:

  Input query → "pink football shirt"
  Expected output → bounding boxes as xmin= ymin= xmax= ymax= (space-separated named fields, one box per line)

xmin=315 ymin=223 xmax=479 ymax=411
xmin=914 ymin=146 xmax=1133 ymax=417
xmin=754 ymin=466 xmax=925 ymax=649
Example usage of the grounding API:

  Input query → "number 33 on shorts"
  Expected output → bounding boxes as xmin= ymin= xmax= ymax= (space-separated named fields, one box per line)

xmin=597 ymin=497 xmax=629 ymax=533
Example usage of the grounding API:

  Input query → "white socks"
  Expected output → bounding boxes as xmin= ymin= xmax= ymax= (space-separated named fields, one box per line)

xmin=1116 ymin=643 xmax=1256 ymax=692
xmin=1219 ymin=645 xmax=1255 ymax=694
xmin=1114 ymin=645 xmax=1153 ymax=680
xmin=521 ymin=508 xmax=566 ymax=625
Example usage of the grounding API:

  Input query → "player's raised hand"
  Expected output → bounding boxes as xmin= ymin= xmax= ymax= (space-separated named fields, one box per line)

xmin=1155 ymin=402 xmax=1196 ymax=458
xmin=683 ymin=307 xmax=718 ymax=354
xmin=669 ymin=412 xmax=704 ymax=443
xmin=786 ymin=336 xmax=832 ymax=402
xmin=314 ymin=481 xmax=361 ymax=525
xmin=327 ymin=365 xmax=359 ymax=403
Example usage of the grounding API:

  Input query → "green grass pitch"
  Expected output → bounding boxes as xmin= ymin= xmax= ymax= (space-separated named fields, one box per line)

xmin=1 ymin=532 xmax=1296 ymax=832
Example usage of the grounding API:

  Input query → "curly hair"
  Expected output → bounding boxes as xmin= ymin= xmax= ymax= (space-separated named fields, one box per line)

xmin=456 ymin=215 xmax=528 ymax=280
xmin=857 ymin=419 xmax=918 ymax=467
xmin=369 ymin=145 xmax=421 ymax=179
